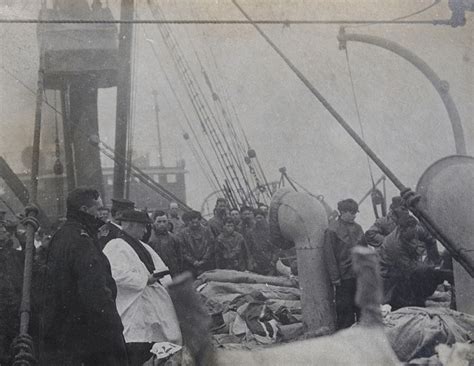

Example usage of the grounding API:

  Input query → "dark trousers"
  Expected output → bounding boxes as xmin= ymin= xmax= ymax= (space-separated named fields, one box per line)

xmin=126 ymin=342 xmax=153 ymax=366
xmin=335 ymin=278 xmax=360 ymax=330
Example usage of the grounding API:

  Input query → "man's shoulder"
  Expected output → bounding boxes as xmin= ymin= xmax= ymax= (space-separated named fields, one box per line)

xmin=169 ymin=232 xmax=180 ymax=241
xmin=233 ymin=231 xmax=244 ymax=240
xmin=105 ymin=237 xmax=128 ymax=248
xmin=178 ymin=227 xmax=190 ymax=237
xmin=208 ymin=216 xmax=222 ymax=226
xmin=352 ymin=221 xmax=364 ymax=233
xmin=54 ymin=221 xmax=91 ymax=242
xmin=103 ymin=237 xmax=132 ymax=255
xmin=327 ymin=219 xmax=341 ymax=232
xmin=382 ymin=229 xmax=400 ymax=248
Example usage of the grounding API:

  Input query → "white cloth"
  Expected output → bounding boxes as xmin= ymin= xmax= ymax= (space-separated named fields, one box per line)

xmin=104 ymin=238 xmax=182 ymax=344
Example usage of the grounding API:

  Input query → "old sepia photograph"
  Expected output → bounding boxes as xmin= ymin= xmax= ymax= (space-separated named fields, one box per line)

xmin=0 ymin=0 xmax=473 ymax=365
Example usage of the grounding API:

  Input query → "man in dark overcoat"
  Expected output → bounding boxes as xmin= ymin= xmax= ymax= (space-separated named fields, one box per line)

xmin=39 ymin=187 xmax=128 ymax=365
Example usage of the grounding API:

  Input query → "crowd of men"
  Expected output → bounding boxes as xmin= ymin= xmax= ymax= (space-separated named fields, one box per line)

xmin=0 ymin=187 xmax=454 ymax=365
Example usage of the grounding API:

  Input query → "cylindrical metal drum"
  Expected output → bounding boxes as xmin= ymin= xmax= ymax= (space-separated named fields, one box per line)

xmin=417 ymin=155 xmax=474 ymax=314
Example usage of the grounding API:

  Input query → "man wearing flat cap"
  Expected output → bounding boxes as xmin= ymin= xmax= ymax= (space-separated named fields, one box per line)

xmin=323 ymin=198 xmax=367 ymax=330
xmin=365 ymin=196 xmax=440 ymax=264
xmin=379 ymin=215 xmax=452 ymax=310
xmin=177 ymin=210 xmax=216 ymax=277
xmin=103 ymin=209 xmax=181 ymax=366
xmin=98 ymin=198 xmax=135 ymax=250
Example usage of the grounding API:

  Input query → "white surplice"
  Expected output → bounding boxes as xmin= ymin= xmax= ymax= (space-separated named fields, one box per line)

xmin=104 ymin=238 xmax=182 ymax=345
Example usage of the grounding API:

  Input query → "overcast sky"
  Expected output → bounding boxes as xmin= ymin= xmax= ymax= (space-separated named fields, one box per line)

xmin=0 ymin=0 xmax=473 ymax=228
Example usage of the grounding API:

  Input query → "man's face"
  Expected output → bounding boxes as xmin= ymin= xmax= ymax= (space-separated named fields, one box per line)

xmin=241 ymin=210 xmax=254 ymax=223
xmin=83 ymin=197 xmax=103 ymax=218
xmin=392 ymin=207 xmax=410 ymax=224
xmin=255 ymin=214 xmax=266 ymax=225
xmin=154 ymin=215 xmax=169 ymax=233
xmin=216 ymin=201 xmax=227 ymax=215
xmin=230 ymin=210 xmax=241 ymax=224
xmin=123 ymin=221 xmax=147 ymax=240
xmin=340 ymin=210 xmax=357 ymax=223
xmin=258 ymin=205 xmax=269 ymax=216
xmin=169 ymin=204 xmax=179 ymax=217
xmin=99 ymin=209 xmax=110 ymax=222
xmin=189 ymin=218 xmax=201 ymax=231
xmin=223 ymin=222 xmax=235 ymax=235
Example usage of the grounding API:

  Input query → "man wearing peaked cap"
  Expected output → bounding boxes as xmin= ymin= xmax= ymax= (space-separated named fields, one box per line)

xmin=103 ymin=209 xmax=181 ymax=365
xmin=324 ymin=197 xmax=367 ymax=330
xmin=111 ymin=198 xmax=135 ymax=213
xmin=98 ymin=198 xmax=135 ymax=250
xmin=115 ymin=209 xmax=151 ymax=224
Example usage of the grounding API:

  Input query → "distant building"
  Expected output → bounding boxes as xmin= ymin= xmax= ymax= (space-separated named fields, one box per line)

xmin=4 ymin=159 xmax=187 ymax=220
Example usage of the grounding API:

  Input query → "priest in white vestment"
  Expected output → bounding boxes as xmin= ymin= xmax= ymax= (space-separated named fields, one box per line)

xmin=103 ymin=209 xmax=182 ymax=366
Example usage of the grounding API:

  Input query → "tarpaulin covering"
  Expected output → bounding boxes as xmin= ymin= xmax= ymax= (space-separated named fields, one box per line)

xmin=196 ymin=269 xmax=298 ymax=288
xmin=384 ymin=307 xmax=474 ymax=362
xmin=196 ymin=270 xmax=303 ymax=346
xmin=198 ymin=281 xmax=301 ymax=304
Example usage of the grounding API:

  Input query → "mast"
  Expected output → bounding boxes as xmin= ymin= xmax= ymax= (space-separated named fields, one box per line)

xmin=113 ymin=0 xmax=134 ymax=199
xmin=152 ymin=90 xmax=164 ymax=167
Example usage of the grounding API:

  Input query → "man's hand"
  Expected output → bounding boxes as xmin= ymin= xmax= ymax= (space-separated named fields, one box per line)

xmin=400 ymin=188 xmax=421 ymax=208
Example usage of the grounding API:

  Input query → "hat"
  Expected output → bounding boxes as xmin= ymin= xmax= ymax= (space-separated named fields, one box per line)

xmin=181 ymin=211 xmax=192 ymax=223
xmin=187 ymin=210 xmax=202 ymax=221
xmin=117 ymin=209 xmax=152 ymax=224
xmin=337 ymin=198 xmax=359 ymax=213
xmin=390 ymin=196 xmax=404 ymax=210
xmin=111 ymin=198 xmax=135 ymax=212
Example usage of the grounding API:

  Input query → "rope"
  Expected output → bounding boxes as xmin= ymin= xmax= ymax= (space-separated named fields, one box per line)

xmin=347 ymin=0 xmax=442 ymax=29
xmin=231 ymin=0 xmax=407 ymax=193
xmin=343 ymin=46 xmax=376 ymax=188
xmin=194 ymin=51 xmax=257 ymax=202
xmin=0 ymin=18 xmax=449 ymax=25
xmin=141 ymin=25 xmax=223 ymax=192
xmin=147 ymin=0 xmax=254 ymax=206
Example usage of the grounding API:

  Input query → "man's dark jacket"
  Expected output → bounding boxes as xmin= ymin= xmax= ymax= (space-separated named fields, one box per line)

xmin=0 ymin=245 xmax=24 ymax=364
xmin=148 ymin=230 xmax=182 ymax=276
xmin=323 ymin=218 xmax=367 ymax=283
xmin=39 ymin=210 xmax=127 ymax=365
